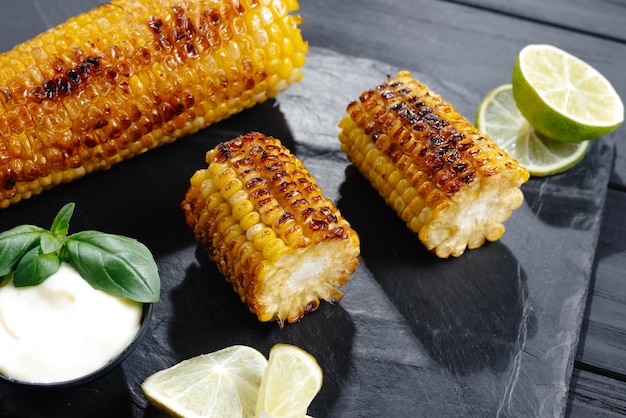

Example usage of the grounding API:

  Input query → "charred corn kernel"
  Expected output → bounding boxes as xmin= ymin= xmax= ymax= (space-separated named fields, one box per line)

xmin=338 ymin=71 xmax=529 ymax=258
xmin=0 ymin=0 xmax=307 ymax=209
xmin=182 ymin=132 xmax=360 ymax=326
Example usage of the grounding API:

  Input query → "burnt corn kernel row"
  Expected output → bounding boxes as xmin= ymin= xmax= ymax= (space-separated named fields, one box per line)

xmin=338 ymin=71 xmax=529 ymax=258
xmin=181 ymin=132 xmax=360 ymax=326
xmin=0 ymin=0 xmax=307 ymax=208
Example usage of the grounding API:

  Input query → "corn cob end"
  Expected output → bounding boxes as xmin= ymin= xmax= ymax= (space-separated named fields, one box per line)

xmin=182 ymin=132 xmax=360 ymax=325
xmin=339 ymin=71 xmax=529 ymax=258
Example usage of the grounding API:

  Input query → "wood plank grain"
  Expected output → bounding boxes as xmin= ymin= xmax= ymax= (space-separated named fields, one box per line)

xmin=576 ymin=189 xmax=626 ymax=375
xmin=0 ymin=0 xmax=97 ymax=52
xmin=444 ymin=0 xmax=626 ymax=42
xmin=567 ymin=368 xmax=626 ymax=417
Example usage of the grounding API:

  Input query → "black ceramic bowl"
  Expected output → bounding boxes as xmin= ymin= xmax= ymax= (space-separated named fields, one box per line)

xmin=0 ymin=302 xmax=153 ymax=389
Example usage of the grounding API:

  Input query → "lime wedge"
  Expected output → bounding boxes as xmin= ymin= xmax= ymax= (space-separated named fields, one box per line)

xmin=256 ymin=344 xmax=323 ymax=418
xmin=476 ymin=84 xmax=590 ymax=177
xmin=142 ymin=345 xmax=268 ymax=418
xmin=512 ymin=44 xmax=623 ymax=142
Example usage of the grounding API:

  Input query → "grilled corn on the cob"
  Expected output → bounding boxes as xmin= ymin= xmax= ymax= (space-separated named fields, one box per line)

xmin=182 ymin=132 xmax=360 ymax=325
xmin=338 ymin=71 xmax=529 ymax=258
xmin=0 ymin=0 xmax=307 ymax=208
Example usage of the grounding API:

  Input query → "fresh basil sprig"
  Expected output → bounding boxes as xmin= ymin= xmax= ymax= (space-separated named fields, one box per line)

xmin=0 ymin=203 xmax=160 ymax=303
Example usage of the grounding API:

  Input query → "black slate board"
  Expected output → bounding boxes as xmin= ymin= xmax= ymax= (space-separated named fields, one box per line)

xmin=0 ymin=47 xmax=614 ymax=417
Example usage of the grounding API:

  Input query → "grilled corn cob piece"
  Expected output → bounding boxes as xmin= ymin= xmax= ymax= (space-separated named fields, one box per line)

xmin=181 ymin=132 xmax=360 ymax=326
xmin=0 ymin=0 xmax=307 ymax=209
xmin=338 ymin=71 xmax=529 ymax=258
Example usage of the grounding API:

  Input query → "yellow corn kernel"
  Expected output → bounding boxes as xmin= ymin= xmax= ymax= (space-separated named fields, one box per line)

xmin=262 ymin=237 xmax=288 ymax=262
xmin=240 ymin=211 xmax=262 ymax=231
xmin=231 ymin=195 xmax=254 ymax=221
xmin=220 ymin=178 xmax=244 ymax=201
xmin=338 ymin=71 xmax=529 ymax=258
xmin=0 ymin=0 xmax=307 ymax=208
xmin=253 ymin=227 xmax=277 ymax=251
xmin=182 ymin=132 xmax=360 ymax=326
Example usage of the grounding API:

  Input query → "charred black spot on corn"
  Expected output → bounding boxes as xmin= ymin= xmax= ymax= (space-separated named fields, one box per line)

xmin=182 ymin=132 xmax=360 ymax=326
xmin=339 ymin=71 xmax=529 ymax=258
xmin=0 ymin=0 xmax=307 ymax=208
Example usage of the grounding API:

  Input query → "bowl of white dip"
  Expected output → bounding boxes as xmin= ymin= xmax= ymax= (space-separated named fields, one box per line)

xmin=0 ymin=262 xmax=153 ymax=388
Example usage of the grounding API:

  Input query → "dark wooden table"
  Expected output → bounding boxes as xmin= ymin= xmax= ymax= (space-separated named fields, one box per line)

xmin=1 ymin=0 xmax=625 ymax=417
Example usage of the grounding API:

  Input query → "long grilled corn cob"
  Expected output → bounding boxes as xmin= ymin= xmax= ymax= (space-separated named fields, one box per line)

xmin=0 ymin=0 xmax=307 ymax=209
xmin=338 ymin=71 xmax=529 ymax=258
xmin=181 ymin=132 xmax=360 ymax=325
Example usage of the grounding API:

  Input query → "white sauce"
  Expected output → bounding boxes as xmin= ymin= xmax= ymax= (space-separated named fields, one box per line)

xmin=0 ymin=263 xmax=142 ymax=383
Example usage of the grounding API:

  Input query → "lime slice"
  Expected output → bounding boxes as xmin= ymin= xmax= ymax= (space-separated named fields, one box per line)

xmin=142 ymin=345 xmax=268 ymax=418
xmin=256 ymin=344 xmax=323 ymax=418
xmin=476 ymin=84 xmax=590 ymax=176
xmin=512 ymin=44 xmax=623 ymax=142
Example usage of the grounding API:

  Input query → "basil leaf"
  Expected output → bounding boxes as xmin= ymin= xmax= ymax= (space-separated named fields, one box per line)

xmin=50 ymin=202 xmax=74 ymax=237
xmin=64 ymin=231 xmax=160 ymax=303
xmin=14 ymin=248 xmax=61 ymax=287
xmin=40 ymin=231 xmax=64 ymax=255
xmin=0 ymin=225 xmax=46 ymax=276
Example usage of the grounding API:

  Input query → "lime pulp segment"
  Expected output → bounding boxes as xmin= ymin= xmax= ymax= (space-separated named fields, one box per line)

xmin=476 ymin=84 xmax=590 ymax=176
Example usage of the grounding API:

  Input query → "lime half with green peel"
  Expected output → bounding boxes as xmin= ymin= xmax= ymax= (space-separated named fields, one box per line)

xmin=476 ymin=84 xmax=590 ymax=177
xmin=512 ymin=44 xmax=623 ymax=142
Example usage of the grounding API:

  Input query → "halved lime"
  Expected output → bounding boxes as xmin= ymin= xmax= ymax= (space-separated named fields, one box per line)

xmin=476 ymin=84 xmax=590 ymax=177
xmin=512 ymin=44 xmax=623 ymax=142
xmin=142 ymin=345 xmax=268 ymax=418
